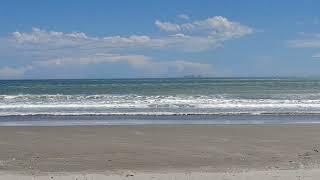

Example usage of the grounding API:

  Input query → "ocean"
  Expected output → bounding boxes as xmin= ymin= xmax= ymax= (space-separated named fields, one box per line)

xmin=1 ymin=78 xmax=320 ymax=125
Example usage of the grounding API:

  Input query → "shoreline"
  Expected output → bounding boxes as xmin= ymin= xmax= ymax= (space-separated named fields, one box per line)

xmin=2 ymin=114 xmax=320 ymax=126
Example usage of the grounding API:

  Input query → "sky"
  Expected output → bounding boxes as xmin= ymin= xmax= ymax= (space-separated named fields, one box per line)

xmin=0 ymin=0 xmax=320 ymax=79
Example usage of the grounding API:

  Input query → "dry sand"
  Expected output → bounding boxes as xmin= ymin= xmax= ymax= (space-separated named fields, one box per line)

xmin=0 ymin=125 xmax=320 ymax=179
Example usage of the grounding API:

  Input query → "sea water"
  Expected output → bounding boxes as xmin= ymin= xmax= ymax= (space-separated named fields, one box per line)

xmin=1 ymin=78 xmax=320 ymax=125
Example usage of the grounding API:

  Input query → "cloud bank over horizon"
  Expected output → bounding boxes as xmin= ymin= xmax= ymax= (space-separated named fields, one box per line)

xmin=0 ymin=16 xmax=254 ymax=79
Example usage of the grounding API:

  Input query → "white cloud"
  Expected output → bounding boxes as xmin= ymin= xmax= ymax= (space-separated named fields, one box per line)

xmin=152 ymin=16 xmax=253 ymax=51
xmin=289 ymin=33 xmax=320 ymax=58
xmin=177 ymin=14 xmax=190 ymax=20
xmin=34 ymin=53 xmax=213 ymax=76
xmin=155 ymin=20 xmax=182 ymax=32
xmin=288 ymin=33 xmax=320 ymax=48
xmin=3 ymin=15 xmax=253 ymax=78
xmin=0 ymin=66 xmax=32 ymax=79
xmin=35 ymin=54 xmax=150 ymax=68
xmin=12 ymin=16 xmax=253 ymax=53
xmin=13 ymin=27 xmax=90 ymax=45
xmin=194 ymin=16 xmax=253 ymax=38
xmin=168 ymin=60 xmax=212 ymax=74
xmin=103 ymin=35 xmax=151 ymax=44
xmin=12 ymin=28 xmax=154 ymax=50
xmin=3 ymin=52 xmax=210 ymax=77
xmin=155 ymin=16 xmax=253 ymax=39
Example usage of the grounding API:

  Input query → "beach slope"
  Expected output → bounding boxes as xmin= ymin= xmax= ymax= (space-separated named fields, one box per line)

xmin=0 ymin=125 xmax=320 ymax=179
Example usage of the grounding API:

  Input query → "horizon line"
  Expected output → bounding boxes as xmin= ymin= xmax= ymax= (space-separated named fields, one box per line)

xmin=0 ymin=76 xmax=319 ymax=81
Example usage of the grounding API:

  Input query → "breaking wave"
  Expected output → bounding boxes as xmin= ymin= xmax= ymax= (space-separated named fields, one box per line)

xmin=2 ymin=94 xmax=320 ymax=116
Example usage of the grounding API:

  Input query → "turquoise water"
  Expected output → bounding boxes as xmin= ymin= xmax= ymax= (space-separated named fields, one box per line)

xmin=1 ymin=78 xmax=320 ymax=125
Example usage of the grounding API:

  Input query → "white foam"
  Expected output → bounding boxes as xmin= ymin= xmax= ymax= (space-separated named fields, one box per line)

xmin=2 ymin=94 xmax=320 ymax=116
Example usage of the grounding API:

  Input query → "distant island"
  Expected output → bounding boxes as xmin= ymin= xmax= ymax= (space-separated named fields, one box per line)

xmin=182 ymin=75 xmax=205 ymax=78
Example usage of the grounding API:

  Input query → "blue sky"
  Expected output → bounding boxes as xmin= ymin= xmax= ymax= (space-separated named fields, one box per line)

xmin=0 ymin=0 xmax=320 ymax=79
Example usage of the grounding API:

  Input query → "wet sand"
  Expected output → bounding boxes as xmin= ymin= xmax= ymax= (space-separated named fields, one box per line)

xmin=0 ymin=125 xmax=320 ymax=179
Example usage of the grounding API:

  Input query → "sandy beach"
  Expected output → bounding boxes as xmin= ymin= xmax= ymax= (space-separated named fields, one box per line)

xmin=0 ymin=125 xmax=320 ymax=179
